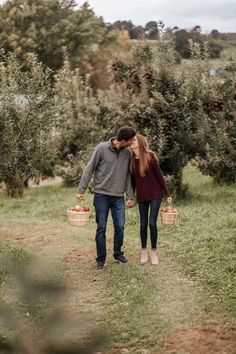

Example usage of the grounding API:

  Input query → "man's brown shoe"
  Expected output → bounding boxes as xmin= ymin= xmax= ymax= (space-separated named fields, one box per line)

xmin=114 ymin=255 xmax=129 ymax=264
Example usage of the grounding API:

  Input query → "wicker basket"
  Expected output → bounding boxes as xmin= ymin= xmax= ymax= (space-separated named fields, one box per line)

xmin=66 ymin=208 xmax=91 ymax=227
xmin=160 ymin=208 xmax=178 ymax=225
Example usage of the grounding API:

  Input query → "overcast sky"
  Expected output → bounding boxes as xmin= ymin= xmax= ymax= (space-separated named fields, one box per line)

xmin=0 ymin=0 xmax=235 ymax=33
xmin=86 ymin=0 xmax=236 ymax=33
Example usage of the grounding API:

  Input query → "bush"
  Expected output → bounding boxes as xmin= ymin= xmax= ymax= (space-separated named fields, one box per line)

xmin=56 ymin=150 xmax=93 ymax=188
xmin=195 ymin=75 xmax=236 ymax=184
xmin=53 ymin=58 xmax=100 ymax=186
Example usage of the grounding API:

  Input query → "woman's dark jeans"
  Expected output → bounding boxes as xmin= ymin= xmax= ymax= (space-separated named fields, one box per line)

xmin=94 ymin=193 xmax=125 ymax=262
xmin=138 ymin=199 xmax=162 ymax=249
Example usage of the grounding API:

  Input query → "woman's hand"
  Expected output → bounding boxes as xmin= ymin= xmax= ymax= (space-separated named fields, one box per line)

xmin=166 ymin=196 xmax=172 ymax=204
xmin=126 ymin=199 xmax=135 ymax=208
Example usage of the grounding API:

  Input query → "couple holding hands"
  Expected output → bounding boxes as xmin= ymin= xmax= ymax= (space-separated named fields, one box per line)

xmin=76 ymin=126 xmax=172 ymax=270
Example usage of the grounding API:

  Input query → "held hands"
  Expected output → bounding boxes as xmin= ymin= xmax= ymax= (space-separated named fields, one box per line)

xmin=126 ymin=199 xmax=135 ymax=208
xmin=76 ymin=193 xmax=84 ymax=201
xmin=166 ymin=196 xmax=172 ymax=204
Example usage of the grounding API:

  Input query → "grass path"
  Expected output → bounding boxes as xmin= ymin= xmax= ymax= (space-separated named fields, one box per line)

xmin=0 ymin=168 xmax=236 ymax=353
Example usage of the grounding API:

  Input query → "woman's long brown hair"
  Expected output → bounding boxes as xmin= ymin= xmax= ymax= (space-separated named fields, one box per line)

xmin=130 ymin=134 xmax=157 ymax=177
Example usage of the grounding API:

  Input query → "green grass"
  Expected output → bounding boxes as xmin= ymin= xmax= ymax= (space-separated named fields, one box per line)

xmin=159 ymin=166 xmax=236 ymax=317
xmin=179 ymin=44 xmax=236 ymax=79
xmin=0 ymin=184 xmax=76 ymax=220
xmin=210 ymin=45 xmax=236 ymax=67
xmin=0 ymin=167 xmax=235 ymax=318
xmin=100 ymin=260 xmax=212 ymax=352
xmin=95 ymin=166 xmax=236 ymax=351
xmin=0 ymin=240 xmax=30 ymax=283
xmin=0 ymin=167 xmax=235 ymax=352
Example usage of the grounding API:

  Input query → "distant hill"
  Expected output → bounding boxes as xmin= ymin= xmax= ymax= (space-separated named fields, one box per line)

xmin=107 ymin=21 xmax=236 ymax=59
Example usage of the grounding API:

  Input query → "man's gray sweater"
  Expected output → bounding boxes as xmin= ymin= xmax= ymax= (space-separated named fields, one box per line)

xmin=77 ymin=139 xmax=134 ymax=199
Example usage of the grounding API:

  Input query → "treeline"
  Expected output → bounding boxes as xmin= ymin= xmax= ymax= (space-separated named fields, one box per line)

xmin=107 ymin=20 xmax=236 ymax=43
xmin=107 ymin=21 xmax=225 ymax=59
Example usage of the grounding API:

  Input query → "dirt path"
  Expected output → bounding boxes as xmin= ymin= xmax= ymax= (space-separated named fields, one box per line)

xmin=1 ymin=216 xmax=236 ymax=354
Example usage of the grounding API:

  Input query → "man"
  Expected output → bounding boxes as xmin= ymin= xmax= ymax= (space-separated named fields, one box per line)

xmin=76 ymin=126 xmax=136 ymax=270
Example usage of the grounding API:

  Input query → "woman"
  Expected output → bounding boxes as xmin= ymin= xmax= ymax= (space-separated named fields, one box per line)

xmin=130 ymin=134 xmax=172 ymax=265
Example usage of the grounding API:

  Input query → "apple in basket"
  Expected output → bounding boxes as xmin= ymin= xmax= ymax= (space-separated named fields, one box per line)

xmin=166 ymin=207 xmax=172 ymax=212
xmin=69 ymin=205 xmax=90 ymax=212
xmin=82 ymin=206 xmax=90 ymax=212
xmin=163 ymin=208 xmax=177 ymax=213
xmin=68 ymin=205 xmax=81 ymax=211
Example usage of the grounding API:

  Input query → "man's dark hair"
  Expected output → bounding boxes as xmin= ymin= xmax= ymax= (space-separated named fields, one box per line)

xmin=116 ymin=126 xmax=136 ymax=141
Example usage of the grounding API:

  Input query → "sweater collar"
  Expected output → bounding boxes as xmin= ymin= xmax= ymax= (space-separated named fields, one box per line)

xmin=109 ymin=137 xmax=119 ymax=152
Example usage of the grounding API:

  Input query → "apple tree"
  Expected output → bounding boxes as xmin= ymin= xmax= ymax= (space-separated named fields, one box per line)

xmin=0 ymin=52 xmax=54 ymax=197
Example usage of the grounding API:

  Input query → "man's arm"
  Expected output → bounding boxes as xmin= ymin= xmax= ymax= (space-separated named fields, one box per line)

xmin=76 ymin=147 xmax=101 ymax=196
xmin=125 ymin=171 xmax=135 ymax=207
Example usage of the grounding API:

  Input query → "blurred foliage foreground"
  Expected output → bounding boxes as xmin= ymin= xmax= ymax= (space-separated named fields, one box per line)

xmin=0 ymin=249 xmax=105 ymax=354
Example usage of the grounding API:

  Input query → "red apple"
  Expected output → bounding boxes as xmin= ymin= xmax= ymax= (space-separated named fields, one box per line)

xmin=82 ymin=206 xmax=90 ymax=212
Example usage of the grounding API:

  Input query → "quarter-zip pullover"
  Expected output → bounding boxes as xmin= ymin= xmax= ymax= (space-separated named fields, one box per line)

xmin=77 ymin=138 xmax=134 ymax=199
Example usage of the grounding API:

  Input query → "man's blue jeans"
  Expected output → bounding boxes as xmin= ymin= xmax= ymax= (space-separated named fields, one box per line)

xmin=93 ymin=193 xmax=125 ymax=262
xmin=138 ymin=199 xmax=162 ymax=249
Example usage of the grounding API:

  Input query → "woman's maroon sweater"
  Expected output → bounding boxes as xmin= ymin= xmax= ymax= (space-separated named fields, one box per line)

xmin=134 ymin=157 xmax=170 ymax=202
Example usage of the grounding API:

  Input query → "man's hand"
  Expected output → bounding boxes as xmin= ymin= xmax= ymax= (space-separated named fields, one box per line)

xmin=126 ymin=199 xmax=135 ymax=208
xmin=166 ymin=196 xmax=172 ymax=204
xmin=76 ymin=193 xmax=84 ymax=201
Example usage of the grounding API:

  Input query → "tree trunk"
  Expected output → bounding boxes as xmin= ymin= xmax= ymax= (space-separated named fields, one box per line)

xmin=174 ymin=169 xmax=183 ymax=194
xmin=5 ymin=175 xmax=25 ymax=198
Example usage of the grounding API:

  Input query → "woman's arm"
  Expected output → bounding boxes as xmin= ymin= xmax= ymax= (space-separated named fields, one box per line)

xmin=151 ymin=158 xmax=170 ymax=197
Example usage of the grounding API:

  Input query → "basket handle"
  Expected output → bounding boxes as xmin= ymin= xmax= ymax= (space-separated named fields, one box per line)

xmin=164 ymin=196 xmax=173 ymax=207
xmin=76 ymin=197 xmax=90 ymax=209
xmin=163 ymin=201 xmax=177 ymax=214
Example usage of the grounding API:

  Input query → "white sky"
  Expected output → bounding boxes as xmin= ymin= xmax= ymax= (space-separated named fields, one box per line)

xmin=0 ymin=0 xmax=235 ymax=33
xmin=86 ymin=0 xmax=236 ymax=33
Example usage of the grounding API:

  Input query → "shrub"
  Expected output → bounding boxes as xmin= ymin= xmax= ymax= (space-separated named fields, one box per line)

xmin=56 ymin=150 xmax=93 ymax=188
xmin=96 ymin=37 xmax=212 ymax=194
xmin=195 ymin=73 xmax=236 ymax=184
